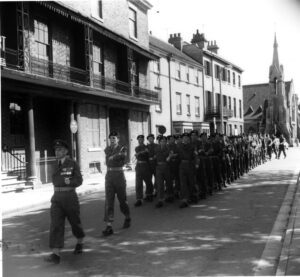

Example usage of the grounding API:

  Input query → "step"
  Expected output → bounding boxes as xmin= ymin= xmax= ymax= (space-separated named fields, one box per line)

xmin=1 ymin=175 xmax=20 ymax=185
xmin=2 ymin=181 xmax=33 ymax=193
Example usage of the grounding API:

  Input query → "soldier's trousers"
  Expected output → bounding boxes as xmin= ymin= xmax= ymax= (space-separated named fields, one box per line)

xmin=49 ymin=191 xmax=85 ymax=249
xmin=104 ymin=171 xmax=130 ymax=223
xmin=179 ymin=161 xmax=195 ymax=201
xmin=197 ymin=156 xmax=207 ymax=197
xmin=156 ymin=163 xmax=172 ymax=200
xmin=135 ymin=162 xmax=153 ymax=200
xmin=278 ymin=146 xmax=286 ymax=158
xmin=206 ymin=157 xmax=215 ymax=193
xmin=169 ymin=161 xmax=180 ymax=194
xmin=149 ymin=160 xmax=157 ymax=192
xmin=212 ymin=156 xmax=222 ymax=187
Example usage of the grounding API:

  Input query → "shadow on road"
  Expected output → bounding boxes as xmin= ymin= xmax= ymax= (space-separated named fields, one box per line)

xmin=2 ymin=167 xmax=297 ymax=277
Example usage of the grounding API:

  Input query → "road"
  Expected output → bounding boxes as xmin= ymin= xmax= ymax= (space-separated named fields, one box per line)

xmin=3 ymin=148 xmax=300 ymax=277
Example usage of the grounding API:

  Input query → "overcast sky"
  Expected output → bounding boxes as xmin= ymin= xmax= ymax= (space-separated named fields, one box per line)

xmin=148 ymin=0 xmax=300 ymax=95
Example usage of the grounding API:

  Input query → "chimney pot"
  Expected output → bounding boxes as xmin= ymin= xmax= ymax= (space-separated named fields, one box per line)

xmin=214 ymin=40 xmax=216 ymax=45
xmin=197 ymin=29 xmax=199 ymax=34
xmin=178 ymin=33 xmax=180 ymax=37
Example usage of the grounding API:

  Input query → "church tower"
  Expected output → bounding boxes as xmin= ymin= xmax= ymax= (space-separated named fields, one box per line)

xmin=265 ymin=34 xmax=291 ymax=141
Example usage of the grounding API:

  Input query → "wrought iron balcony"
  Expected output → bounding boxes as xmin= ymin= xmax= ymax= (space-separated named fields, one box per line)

xmin=205 ymin=105 xmax=233 ymax=120
xmin=2 ymin=46 xmax=159 ymax=103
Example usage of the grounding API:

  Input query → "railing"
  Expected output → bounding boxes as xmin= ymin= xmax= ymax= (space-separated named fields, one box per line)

xmin=2 ymin=46 xmax=159 ymax=103
xmin=1 ymin=145 xmax=27 ymax=180
xmin=205 ymin=105 xmax=233 ymax=119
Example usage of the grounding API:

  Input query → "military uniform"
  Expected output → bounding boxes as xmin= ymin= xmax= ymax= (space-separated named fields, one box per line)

xmin=49 ymin=142 xmax=85 ymax=250
xmin=147 ymin=134 xmax=157 ymax=196
xmin=167 ymin=136 xmax=180 ymax=199
xmin=104 ymin=144 xmax=130 ymax=223
xmin=135 ymin=136 xmax=153 ymax=203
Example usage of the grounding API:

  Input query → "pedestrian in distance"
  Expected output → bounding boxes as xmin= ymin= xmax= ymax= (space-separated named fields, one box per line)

xmin=102 ymin=131 xmax=131 ymax=236
xmin=278 ymin=134 xmax=287 ymax=159
xmin=44 ymin=139 xmax=85 ymax=264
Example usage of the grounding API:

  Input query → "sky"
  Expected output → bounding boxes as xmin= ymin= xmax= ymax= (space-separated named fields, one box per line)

xmin=148 ymin=0 xmax=300 ymax=95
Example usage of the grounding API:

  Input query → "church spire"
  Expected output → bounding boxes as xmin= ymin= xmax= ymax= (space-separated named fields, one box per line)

xmin=269 ymin=33 xmax=283 ymax=81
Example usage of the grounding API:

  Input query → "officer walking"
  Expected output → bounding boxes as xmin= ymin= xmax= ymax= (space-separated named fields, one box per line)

xmin=146 ymin=134 xmax=157 ymax=197
xmin=102 ymin=131 xmax=131 ymax=236
xmin=134 ymin=135 xmax=153 ymax=206
xmin=45 ymin=139 xmax=85 ymax=264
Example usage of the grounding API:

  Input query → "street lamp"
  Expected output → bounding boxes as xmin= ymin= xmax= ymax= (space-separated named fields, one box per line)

xmin=219 ymin=64 xmax=232 ymax=134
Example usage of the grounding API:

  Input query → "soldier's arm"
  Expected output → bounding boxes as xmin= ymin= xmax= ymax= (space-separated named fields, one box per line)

xmin=69 ymin=161 xmax=83 ymax=187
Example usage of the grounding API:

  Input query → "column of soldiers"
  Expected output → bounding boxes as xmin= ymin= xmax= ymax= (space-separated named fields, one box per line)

xmin=134 ymin=131 xmax=280 ymax=209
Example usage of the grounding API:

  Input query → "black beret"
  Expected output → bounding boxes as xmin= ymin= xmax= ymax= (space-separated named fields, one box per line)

xmin=137 ymin=135 xmax=144 ymax=140
xmin=109 ymin=131 xmax=119 ymax=138
xmin=53 ymin=139 xmax=69 ymax=149
xmin=147 ymin=134 xmax=155 ymax=139
xmin=181 ymin=132 xmax=190 ymax=138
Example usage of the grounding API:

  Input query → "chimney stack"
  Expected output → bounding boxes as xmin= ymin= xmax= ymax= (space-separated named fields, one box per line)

xmin=168 ymin=33 xmax=183 ymax=51
xmin=207 ymin=40 xmax=219 ymax=54
xmin=190 ymin=29 xmax=208 ymax=50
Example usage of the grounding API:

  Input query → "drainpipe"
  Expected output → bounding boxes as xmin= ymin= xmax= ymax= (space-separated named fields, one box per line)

xmin=167 ymin=53 xmax=173 ymax=134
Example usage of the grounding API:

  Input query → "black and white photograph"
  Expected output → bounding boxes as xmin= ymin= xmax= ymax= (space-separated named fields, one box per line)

xmin=1 ymin=0 xmax=300 ymax=276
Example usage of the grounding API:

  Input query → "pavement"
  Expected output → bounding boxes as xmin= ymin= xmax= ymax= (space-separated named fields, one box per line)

xmin=1 ymin=149 xmax=300 ymax=276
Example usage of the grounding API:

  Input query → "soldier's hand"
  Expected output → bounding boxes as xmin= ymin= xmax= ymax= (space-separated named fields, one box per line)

xmin=64 ymin=177 xmax=71 ymax=185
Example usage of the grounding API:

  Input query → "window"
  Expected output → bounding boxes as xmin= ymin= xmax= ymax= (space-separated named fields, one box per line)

xmin=195 ymin=96 xmax=200 ymax=116
xmin=222 ymin=67 xmax=226 ymax=81
xmin=229 ymin=124 xmax=232 ymax=135
xmin=206 ymin=91 xmax=212 ymax=107
xmin=153 ymin=60 xmax=160 ymax=73
xmin=215 ymin=64 xmax=220 ymax=79
xmin=176 ymin=92 xmax=182 ymax=114
xmin=216 ymin=93 xmax=221 ymax=108
xmin=153 ymin=60 xmax=160 ymax=88
xmin=129 ymin=7 xmax=137 ymax=39
xmin=233 ymin=72 xmax=236 ymax=85
xmin=86 ymin=104 xmax=100 ymax=148
xmin=92 ymin=44 xmax=102 ymax=75
xmin=234 ymin=124 xmax=237 ymax=135
xmin=240 ymin=125 xmax=243 ymax=135
xmin=227 ymin=69 xmax=231 ymax=83
xmin=204 ymin=60 xmax=211 ymax=76
xmin=175 ymin=62 xmax=181 ymax=79
xmin=34 ymin=19 xmax=49 ymax=60
xmin=91 ymin=0 xmax=103 ymax=20
xmin=195 ymin=69 xmax=199 ymax=84
xmin=130 ymin=57 xmax=138 ymax=86
xmin=223 ymin=95 xmax=227 ymax=108
xmin=180 ymin=64 xmax=185 ymax=81
xmin=186 ymin=94 xmax=191 ymax=115
xmin=239 ymin=99 xmax=242 ymax=118
xmin=155 ymin=89 xmax=162 ymax=112
xmin=238 ymin=75 xmax=241 ymax=87
xmin=186 ymin=67 xmax=190 ymax=82
xmin=234 ymin=98 xmax=237 ymax=117
xmin=228 ymin=96 xmax=232 ymax=110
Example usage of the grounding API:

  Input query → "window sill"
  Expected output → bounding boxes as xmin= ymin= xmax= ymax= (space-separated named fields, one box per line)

xmin=177 ymin=112 xmax=182 ymax=115
xmin=129 ymin=35 xmax=138 ymax=42
xmin=88 ymin=147 xmax=102 ymax=152
xmin=154 ymin=86 xmax=162 ymax=90
xmin=155 ymin=109 xmax=162 ymax=113
xmin=91 ymin=15 xmax=104 ymax=23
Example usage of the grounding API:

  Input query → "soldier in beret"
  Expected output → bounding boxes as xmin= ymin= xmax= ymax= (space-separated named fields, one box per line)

xmin=45 ymin=140 xmax=85 ymax=264
xmin=146 ymin=134 xmax=157 ymax=197
xmin=134 ymin=134 xmax=153 ymax=207
xmin=102 ymin=131 xmax=131 ymax=236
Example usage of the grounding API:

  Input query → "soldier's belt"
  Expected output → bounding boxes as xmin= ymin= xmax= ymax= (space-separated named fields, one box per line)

xmin=107 ymin=167 xmax=123 ymax=171
xmin=54 ymin=187 xmax=75 ymax=192
xmin=137 ymin=161 xmax=148 ymax=164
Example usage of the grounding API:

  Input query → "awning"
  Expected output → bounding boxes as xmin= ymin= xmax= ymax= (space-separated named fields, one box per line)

xmin=37 ymin=1 xmax=159 ymax=60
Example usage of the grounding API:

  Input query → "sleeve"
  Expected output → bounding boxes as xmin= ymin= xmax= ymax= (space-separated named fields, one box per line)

xmin=69 ymin=161 xmax=83 ymax=187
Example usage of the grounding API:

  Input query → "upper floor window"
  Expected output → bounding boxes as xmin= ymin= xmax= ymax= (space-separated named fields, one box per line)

xmin=175 ymin=62 xmax=181 ymax=79
xmin=222 ymin=67 xmax=226 ymax=81
xmin=180 ymin=64 xmax=185 ymax=81
xmin=186 ymin=94 xmax=191 ymax=115
xmin=228 ymin=96 xmax=232 ymax=110
xmin=227 ymin=69 xmax=231 ymax=83
xmin=195 ymin=69 xmax=199 ymax=84
xmin=91 ymin=0 xmax=102 ymax=19
xmin=153 ymin=60 xmax=160 ymax=73
xmin=204 ymin=60 xmax=211 ymax=76
xmin=238 ymin=75 xmax=241 ymax=87
xmin=130 ymin=59 xmax=138 ymax=86
xmin=176 ymin=92 xmax=182 ymax=114
xmin=233 ymin=72 xmax=236 ymax=85
xmin=239 ymin=99 xmax=242 ymax=118
xmin=155 ymin=89 xmax=162 ymax=112
xmin=234 ymin=98 xmax=237 ymax=117
xmin=129 ymin=8 xmax=137 ymax=39
xmin=215 ymin=64 xmax=220 ymax=79
xmin=195 ymin=96 xmax=200 ymax=116
xmin=186 ymin=67 xmax=190 ymax=82
xmin=92 ymin=44 xmax=102 ymax=75
xmin=34 ymin=19 xmax=49 ymax=60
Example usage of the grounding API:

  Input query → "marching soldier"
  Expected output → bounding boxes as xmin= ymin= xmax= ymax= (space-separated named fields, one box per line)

xmin=45 ymin=139 xmax=85 ymax=264
xmin=147 ymin=134 xmax=157 ymax=197
xmin=102 ymin=131 xmax=131 ymax=236
xmin=134 ymin=135 xmax=153 ymax=207
xmin=154 ymin=135 xmax=172 ymax=208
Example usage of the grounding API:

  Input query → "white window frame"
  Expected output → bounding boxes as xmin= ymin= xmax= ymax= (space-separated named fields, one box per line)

xmin=91 ymin=0 xmax=103 ymax=22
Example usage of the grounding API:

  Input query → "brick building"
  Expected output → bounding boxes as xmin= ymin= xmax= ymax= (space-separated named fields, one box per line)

xmin=149 ymin=35 xmax=208 ymax=136
xmin=1 ymin=0 xmax=159 ymax=187
xmin=168 ymin=30 xmax=244 ymax=135
xmin=243 ymin=35 xmax=298 ymax=144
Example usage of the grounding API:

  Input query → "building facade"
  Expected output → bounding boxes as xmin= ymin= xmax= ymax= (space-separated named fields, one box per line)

xmin=168 ymin=30 xmax=244 ymax=135
xmin=149 ymin=35 xmax=207 ymax=136
xmin=1 ymin=0 xmax=159 ymax=186
xmin=243 ymin=35 xmax=298 ymax=144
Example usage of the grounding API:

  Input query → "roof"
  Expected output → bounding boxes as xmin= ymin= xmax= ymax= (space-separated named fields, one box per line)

xmin=243 ymin=83 xmax=269 ymax=88
xmin=149 ymin=36 xmax=203 ymax=68
xmin=285 ymin=81 xmax=291 ymax=93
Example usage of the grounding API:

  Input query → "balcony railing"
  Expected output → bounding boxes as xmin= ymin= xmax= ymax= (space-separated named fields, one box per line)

xmin=2 ymin=45 xmax=158 ymax=103
xmin=205 ymin=105 xmax=233 ymax=119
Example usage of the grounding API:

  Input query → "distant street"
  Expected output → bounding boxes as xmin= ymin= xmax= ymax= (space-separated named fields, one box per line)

xmin=3 ymin=148 xmax=300 ymax=277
